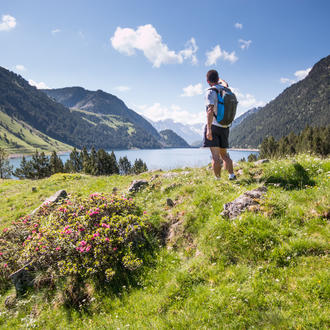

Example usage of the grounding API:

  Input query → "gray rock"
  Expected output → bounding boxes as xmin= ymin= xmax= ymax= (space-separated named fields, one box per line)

xmin=255 ymin=159 xmax=269 ymax=165
xmin=128 ymin=180 xmax=149 ymax=193
xmin=112 ymin=187 xmax=118 ymax=194
xmin=221 ymin=186 xmax=267 ymax=219
xmin=162 ymin=172 xmax=180 ymax=178
xmin=9 ymin=262 xmax=34 ymax=296
xmin=31 ymin=190 xmax=67 ymax=215
xmin=166 ymin=198 xmax=175 ymax=207
xmin=31 ymin=187 xmax=37 ymax=192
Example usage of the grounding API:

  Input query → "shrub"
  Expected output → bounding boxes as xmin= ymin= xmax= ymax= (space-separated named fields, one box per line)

xmin=0 ymin=193 xmax=152 ymax=296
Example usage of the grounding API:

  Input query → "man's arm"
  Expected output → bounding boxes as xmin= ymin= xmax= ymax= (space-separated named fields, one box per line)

xmin=206 ymin=105 xmax=214 ymax=140
xmin=219 ymin=78 xmax=228 ymax=87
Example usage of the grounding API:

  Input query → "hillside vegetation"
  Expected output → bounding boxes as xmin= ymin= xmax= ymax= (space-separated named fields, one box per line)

xmin=0 ymin=155 xmax=329 ymax=328
xmin=0 ymin=110 xmax=71 ymax=154
xmin=230 ymin=55 xmax=330 ymax=148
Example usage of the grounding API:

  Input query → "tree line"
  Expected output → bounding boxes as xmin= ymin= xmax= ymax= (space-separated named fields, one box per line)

xmin=259 ymin=126 xmax=330 ymax=158
xmin=2 ymin=147 xmax=148 ymax=180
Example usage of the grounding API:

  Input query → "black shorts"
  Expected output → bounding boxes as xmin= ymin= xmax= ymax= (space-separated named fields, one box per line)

xmin=203 ymin=124 xmax=229 ymax=148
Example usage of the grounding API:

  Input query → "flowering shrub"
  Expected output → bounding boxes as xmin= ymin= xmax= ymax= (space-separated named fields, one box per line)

xmin=0 ymin=193 xmax=151 ymax=293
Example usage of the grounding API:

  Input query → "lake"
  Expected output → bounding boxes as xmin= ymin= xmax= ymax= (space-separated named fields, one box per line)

xmin=9 ymin=148 xmax=258 ymax=174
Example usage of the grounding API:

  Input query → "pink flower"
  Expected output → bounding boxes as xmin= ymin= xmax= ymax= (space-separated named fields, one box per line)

xmin=0 ymin=252 xmax=3 ymax=256
xmin=85 ymin=246 xmax=91 ymax=252
xmin=55 ymin=247 xmax=61 ymax=251
xmin=113 ymin=247 xmax=117 ymax=251
xmin=3 ymin=228 xmax=8 ymax=232
xmin=93 ymin=232 xmax=100 ymax=238
xmin=105 ymin=237 xmax=110 ymax=242
xmin=78 ymin=227 xmax=85 ymax=232
xmin=80 ymin=240 xmax=87 ymax=247
xmin=143 ymin=211 xmax=147 ymax=214
xmin=35 ymin=247 xmax=39 ymax=251
xmin=4 ymin=263 xmax=8 ymax=268
xmin=32 ymin=230 xmax=36 ymax=234
xmin=102 ymin=223 xmax=110 ymax=228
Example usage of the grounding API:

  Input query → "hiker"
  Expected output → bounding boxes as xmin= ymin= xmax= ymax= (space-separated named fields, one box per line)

xmin=204 ymin=69 xmax=236 ymax=180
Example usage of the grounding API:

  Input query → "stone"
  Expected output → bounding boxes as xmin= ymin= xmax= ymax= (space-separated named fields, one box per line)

xmin=112 ymin=187 xmax=118 ymax=194
xmin=162 ymin=172 xmax=180 ymax=178
xmin=128 ymin=180 xmax=149 ymax=193
xmin=31 ymin=190 xmax=67 ymax=215
xmin=255 ymin=159 xmax=269 ymax=165
xmin=221 ymin=186 xmax=267 ymax=219
xmin=9 ymin=262 xmax=35 ymax=296
xmin=166 ymin=198 xmax=175 ymax=207
xmin=31 ymin=187 xmax=37 ymax=192
xmin=4 ymin=294 xmax=16 ymax=309
xmin=150 ymin=174 xmax=159 ymax=181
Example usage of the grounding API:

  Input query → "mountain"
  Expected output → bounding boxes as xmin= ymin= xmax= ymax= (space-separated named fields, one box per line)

xmin=42 ymin=87 xmax=160 ymax=139
xmin=229 ymin=55 xmax=330 ymax=148
xmin=159 ymin=129 xmax=190 ymax=148
xmin=150 ymin=119 xmax=204 ymax=145
xmin=231 ymin=107 xmax=262 ymax=129
xmin=0 ymin=67 xmax=162 ymax=150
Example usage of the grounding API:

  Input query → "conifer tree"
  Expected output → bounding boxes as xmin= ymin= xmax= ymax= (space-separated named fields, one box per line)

xmin=132 ymin=158 xmax=148 ymax=174
xmin=49 ymin=151 xmax=64 ymax=174
xmin=118 ymin=156 xmax=132 ymax=175
xmin=0 ymin=147 xmax=13 ymax=179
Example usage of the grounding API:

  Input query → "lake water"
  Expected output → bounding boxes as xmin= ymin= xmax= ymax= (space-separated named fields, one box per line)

xmin=9 ymin=148 xmax=258 ymax=173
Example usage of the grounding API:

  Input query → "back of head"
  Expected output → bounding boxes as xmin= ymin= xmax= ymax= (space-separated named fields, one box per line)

xmin=207 ymin=70 xmax=219 ymax=84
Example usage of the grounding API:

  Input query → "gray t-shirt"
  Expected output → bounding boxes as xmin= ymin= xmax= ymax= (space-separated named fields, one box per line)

xmin=205 ymin=84 xmax=229 ymax=128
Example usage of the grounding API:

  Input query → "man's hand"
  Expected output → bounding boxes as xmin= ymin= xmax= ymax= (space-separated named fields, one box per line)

xmin=206 ymin=128 xmax=212 ymax=141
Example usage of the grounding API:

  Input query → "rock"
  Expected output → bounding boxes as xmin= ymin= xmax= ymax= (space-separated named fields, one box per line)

xmin=255 ymin=159 xmax=269 ymax=165
xmin=162 ymin=183 xmax=181 ymax=193
xmin=4 ymin=294 xmax=16 ymax=309
xmin=31 ymin=190 xmax=67 ymax=215
xmin=166 ymin=198 xmax=175 ymax=207
xmin=31 ymin=187 xmax=37 ymax=192
xmin=180 ymin=171 xmax=190 ymax=175
xmin=150 ymin=174 xmax=159 ymax=181
xmin=128 ymin=180 xmax=149 ymax=193
xmin=221 ymin=186 xmax=267 ymax=219
xmin=162 ymin=172 xmax=180 ymax=178
xmin=9 ymin=262 xmax=35 ymax=296
xmin=149 ymin=169 xmax=163 ymax=173
xmin=112 ymin=187 xmax=118 ymax=194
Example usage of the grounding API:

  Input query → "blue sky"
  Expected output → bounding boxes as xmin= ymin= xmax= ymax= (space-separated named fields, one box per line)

xmin=1 ymin=0 xmax=329 ymax=125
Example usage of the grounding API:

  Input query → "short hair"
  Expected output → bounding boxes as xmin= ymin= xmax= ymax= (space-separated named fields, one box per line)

xmin=206 ymin=70 xmax=219 ymax=83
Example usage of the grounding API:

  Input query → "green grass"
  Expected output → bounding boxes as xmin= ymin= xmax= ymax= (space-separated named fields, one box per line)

xmin=0 ymin=154 xmax=329 ymax=329
xmin=0 ymin=111 xmax=72 ymax=154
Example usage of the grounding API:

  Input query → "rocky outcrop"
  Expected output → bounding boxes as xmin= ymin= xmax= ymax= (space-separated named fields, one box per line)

xmin=128 ymin=180 xmax=149 ymax=193
xmin=221 ymin=186 xmax=267 ymax=219
xmin=31 ymin=190 xmax=67 ymax=215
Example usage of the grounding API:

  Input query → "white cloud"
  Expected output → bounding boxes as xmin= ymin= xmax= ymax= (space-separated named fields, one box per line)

xmin=280 ymin=77 xmax=295 ymax=84
xmin=0 ymin=14 xmax=16 ymax=31
xmin=51 ymin=28 xmax=61 ymax=35
xmin=235 ymin=22 xmax=243 ymax=29
xmin=205 ymin=45 xmax=238 ymax=65
xmin=114 ymin=85 xmax=131 ymax=92
xmin=238 ymin=39 xmax=252 ymax=50
xmin=28 ymin=79 xmax=49 ymax=89
xmin=110 ymin=24 xmax=198 ymax=67
xmin=294 ymin=67 xmax=311 ymax=80
xmin=135 ymin=103 xmax=204 ymax=125
xmin=181 ymin=83 xmax=203 ymax=97
xmin=15 ymin=64 xmax=26 ymax=72
xmin=280 ymin=67 xmax=312 ymax=84
xmin=231 ymin=87 xmax=265 ymax=114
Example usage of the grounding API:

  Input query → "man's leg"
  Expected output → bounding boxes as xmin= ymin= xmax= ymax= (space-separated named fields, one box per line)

xmin=210 ymin=147 xmax=222 ymax=178
xmin=219 ymin=148 xmax=234 ymax=174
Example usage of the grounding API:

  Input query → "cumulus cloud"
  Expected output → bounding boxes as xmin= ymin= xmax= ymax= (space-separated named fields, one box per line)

xmin=114 ymin=85 xmax=131 ymax=92
xmin=0 ymin=14 xmax=16 ymax=31
xmin=238 ymin=39 xmax=252 ymax=50
xmin=135 ymin=103 xmax=204 ymax=125
xmin=234 ymin=22 xmax=243 ymax=29
xmin=110 ymin=24 xmax=198 ymax=67
xmin=294 ymin=67 xmax=311 ymax=80
xmin=231 ymin=87 xmax=265 ymax=114
xmin=51 ymin=28 xmax=61 ymax=35
xmin=181 ymin=83 xmax=203 ymax=97
xmin=29 ymin=79 xmax=49 ymax=89
xmin=205 ymin=45 xmax=238 ymax=65
xmin=15 ymin=64 xmax=26 ymax=72
xmin=280 ymin=67 xmax=312 ymax=84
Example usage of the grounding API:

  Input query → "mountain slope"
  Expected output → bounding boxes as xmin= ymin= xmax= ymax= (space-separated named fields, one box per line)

xmin=231 ymin=107 xmax=262 ymax=129
xmin=229 ymin=55 xmax=330 ymax=148
xmin=0 ymin=67 xmax=161 ymax=150
xmin=159 ymin=129 xmax=190 ymax=148
xmin=0 ymin=110 xmax=71 ymax=154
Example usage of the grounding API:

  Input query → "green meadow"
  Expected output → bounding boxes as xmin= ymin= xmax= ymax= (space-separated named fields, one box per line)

xmin=0 ymin=154 xmax=329 ymax=329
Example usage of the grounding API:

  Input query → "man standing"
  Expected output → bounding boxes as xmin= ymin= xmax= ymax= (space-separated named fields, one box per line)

xmin=203 ymin=69 xmax=236 ymax=180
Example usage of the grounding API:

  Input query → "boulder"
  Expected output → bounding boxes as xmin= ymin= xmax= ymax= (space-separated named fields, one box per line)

xmin=166 ymin=198 xmax=175 ymax=207
xmin=31 ymin=190 xmax=67 ymax=215
xmin=221 ymin=186 xmax=267 ymax=219
xmin=128 ymin=180 xmax=149 ymax=193
xmin=9 ymin=262 xmax=35 ymax=296
xmin=255 ymin=159 xmax=269 ymax=165
xmin=162 ymin=172 xmax=180 ymax=178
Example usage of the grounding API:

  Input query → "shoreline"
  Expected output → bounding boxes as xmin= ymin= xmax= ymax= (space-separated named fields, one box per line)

xmin=8 ymin=150 xmax=72 ymax=159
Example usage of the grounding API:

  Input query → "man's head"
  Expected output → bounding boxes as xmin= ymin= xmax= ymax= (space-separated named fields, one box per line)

xmin=206 ymin=70 xmax=219 ymax=85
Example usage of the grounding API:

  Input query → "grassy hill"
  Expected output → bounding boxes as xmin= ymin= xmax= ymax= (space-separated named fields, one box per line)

xmin=0 ymin=110 xmax=72 ymax=154
xmin=0 ymin=155 xmax=329 ymax=328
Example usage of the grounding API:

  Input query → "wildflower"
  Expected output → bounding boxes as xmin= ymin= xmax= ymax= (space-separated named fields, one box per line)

xmin=113 ymin=247 xmax=117 ymax=251
xmin=0 ymin=252 xmax=3 ymax=256
xmin=85 ymin=246 xmax=91 ymax=252
xmin=4 ymin=263 xmax=8 ymax=268
xmin=105 ymin=237 xmax=110 ymax=242
xmin=80 ymin=240 xmax=87 ymax=247
xmin=55 ymin=247 xmax=61 ymax=251
xmin=93 ymin=232 xmax=100 ymax=238
xmin=35 ymin=247 xmax=39 ymax=251
xmin=3 ymin=228 xmax=8 ymax=232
